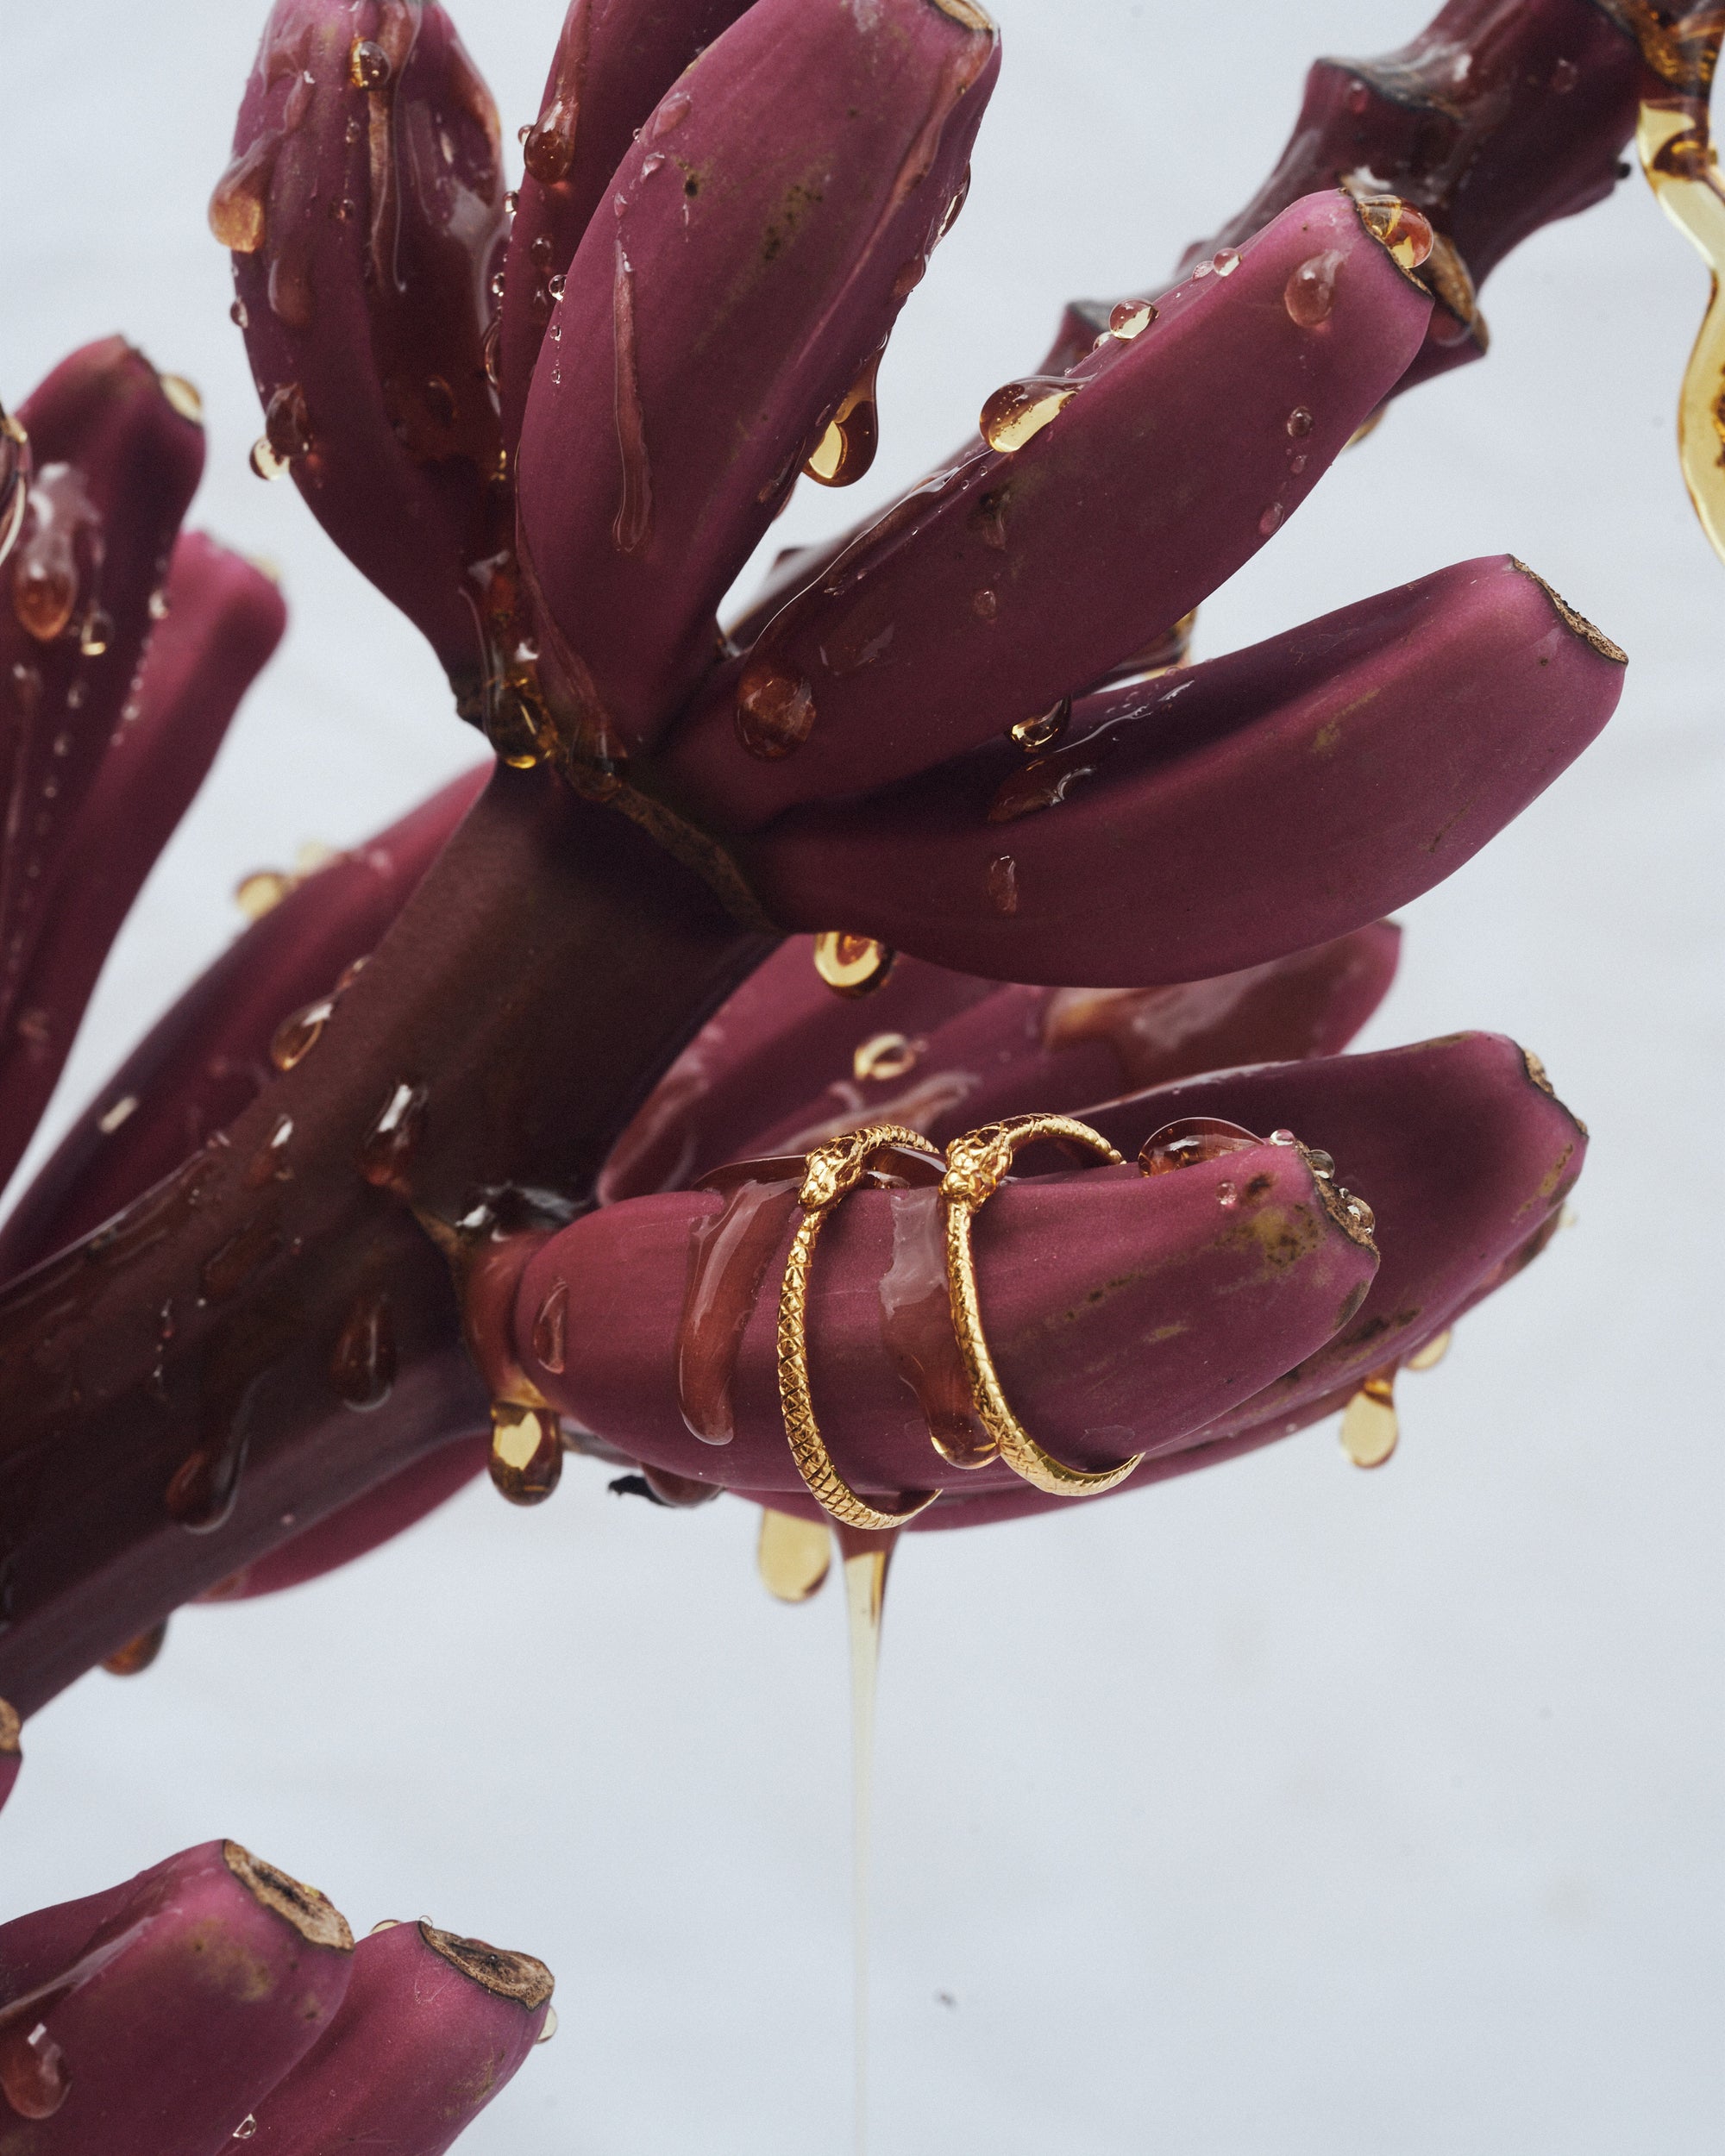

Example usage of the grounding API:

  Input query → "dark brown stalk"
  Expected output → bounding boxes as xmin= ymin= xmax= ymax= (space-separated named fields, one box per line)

xmin=0 ymin=765 xmax=771 ymax=1717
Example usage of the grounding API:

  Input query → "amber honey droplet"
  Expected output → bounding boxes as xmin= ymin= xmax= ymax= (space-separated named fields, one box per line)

xmin=78 ymin=606 xmax=113 ymax=657
xmin=1107 ymin=298 xmax=1157 ymax=340
xmin=157 ymin=373 xmax=204 ymax=425
xmin=648 ymin=91 xmax=693 ymax=141
xmin=0 ymin=2021 xmax=69 ymax=2120
xmin=979 ymin=377 xmax=1076 ymax=453
xmin=265 ymin=383 xmax=313 ymax=464
xmin=536 ymin=2006 xmax=560 ymax=2045
xmin=270 ymin=997 xmax=335 ymax=1073
xmin=235 ymin=869 xmax=292 ymax=920
xmin=330 ymin=1288 xmax=397 ymax=1409
xmin=102 ymin=1619 xmax=168 ymax=1677
xmin=165 ymin=1431 xmax=247 ymax=1534
xmin=232 ymin=2118 xmax=259 ymax=2141
xmin=938 ymin=163 xmax=971 ymax=243
xmin=735 ymin=655 xmax=816 ymax=759
xmin=97 ymin=1094 xmax=138 ymax=1136
xmin=1010 ymin=696 xmax=1070 ymax=753
xmin=988 ymin=740 xmax=1102 ymax=821
xmin=229 ymin=298 xmax=249 ymax=329
xmin=12 ymin=564 xmax=73 ymax=641
xmin=1354 ymin=194 xmax=1434 ymax=272
xmin=1340 ymin=1371 xmax=1398 ymax=1468
xmin=1258 ymin=502 xmax=1284 ymax=537
xmin=1138 ymin=1116 xmax=1259 ymax=1175
xmin=853 ymin=1032 xmax=918 ymax=1083
xmin=489 ymin=1403 xmax=562 ymax=1505
xmin=531 ymin=1278 xmax=568 ymax=1375
xmin=812 ymin=931 xmax=895 ymax=997
xmin=972 ymin=587 xmax=997 ymax=619
xmin=250 ymin=437 xmax=290 ymax=482
xmin=0 ymin=408 xmax=30 ymax=573
xmin=524 ymin=114 xmax=576 ymax=185
xmin=201 ymin=1209 xmax=282 ymax=1302
xmin=757 ymin=1507 xmax=832 ymax=1602
xmin=349 ymin=36 xmax=391 ymax=88
xmin=1284 ymin=249 xmax=1344 ymax=326
xmin=13 ymin=461 xmax=98 ymax=640
xmin=486 ymin=677 xmax=549 ymax=769
xmin=805 ymin=352 xmax=882 ymax=488
xmin=209 ymin=139 xmax=275 ymax=254
xmin=358 ymin=1080 xmax=429 ymax=1193
xmin=984 ymin=854 xmax=1018 ymax=915
xmin=1287 ymin=405 xmax=1314 ymax=437
xmin=423 ymin=375 xmax=458 ymax=432
xmin=1407 ymin=1328 xmax=1452 ymax=1372
xmin=246 ymin=1112 xmax=294 ymax=1188
xmin=1211 ymin=247 xmax=1241 ymax=276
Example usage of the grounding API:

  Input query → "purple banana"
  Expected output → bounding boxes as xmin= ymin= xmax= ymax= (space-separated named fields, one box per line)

xmin=498 ymin=0 xmax=757 ymax=448
xmin=0 ymin=1840 xmax=353 ymax=2147
xmin=517 ymin=0 xmax=999 ymax=755
xmin=242 ymin=1918 xmax=552 ymax=2153
xmin=0 ymin=533 xmax=285 ymax=1193
xmin=214 ymin=1 xmax=507 ymax=702
xmin=742 ymin=556 xmax=1625 ymax=983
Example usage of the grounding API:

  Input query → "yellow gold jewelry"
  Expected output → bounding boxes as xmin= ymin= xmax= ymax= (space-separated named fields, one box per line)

xmin=941 ymin=1115 xmax=1146 ymax=1498
xmin=777 ymin=1124 xmax=944 ymax=1531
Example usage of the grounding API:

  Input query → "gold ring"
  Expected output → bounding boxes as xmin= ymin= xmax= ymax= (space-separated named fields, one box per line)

xmin=941 ymin=1115 xmax=1146 ymax=1498
xmin=777 ymin=1124 xmax=944 ymax=1531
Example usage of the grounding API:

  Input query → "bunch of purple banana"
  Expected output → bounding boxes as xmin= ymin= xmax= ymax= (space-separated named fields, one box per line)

xmin=0 ymin=0 xmax=1716 ymax=2144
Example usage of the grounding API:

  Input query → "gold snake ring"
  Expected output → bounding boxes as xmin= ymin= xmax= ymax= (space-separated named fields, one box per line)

xmin=941 ymin=1115 xmax=1146 ymax=1498
xmin=776 ymin=1124 xmax=944 ymax=1531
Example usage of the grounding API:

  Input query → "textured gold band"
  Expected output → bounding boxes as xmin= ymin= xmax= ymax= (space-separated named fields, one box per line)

xmin=941 ymin=1115 xmax=1146 ymax=1498
xmin=776 ymin=1125 xmax=944 ymax=1531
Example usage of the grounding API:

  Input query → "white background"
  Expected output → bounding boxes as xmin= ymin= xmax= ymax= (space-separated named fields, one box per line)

xmin=0 ymin=2 xmax=1720 ymax=2150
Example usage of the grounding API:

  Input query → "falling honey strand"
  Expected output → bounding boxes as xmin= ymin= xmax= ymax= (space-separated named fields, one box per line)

xmin=845 ymin=1541 xmax=888 ymax=2156
xmin=1639 ymin=99 xmax=1725 ymax=566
